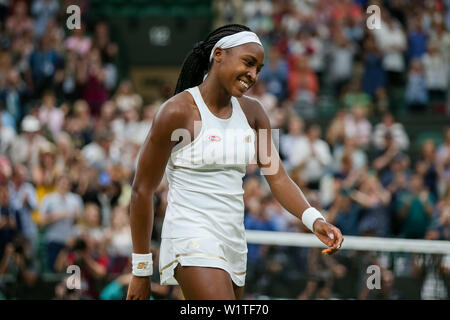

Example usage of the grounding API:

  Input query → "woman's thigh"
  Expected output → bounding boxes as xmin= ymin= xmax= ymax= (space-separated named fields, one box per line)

xmin=233 ymin=283 xmax=245 ymax=300
xmin=174 ymin=265 xmax=238 ymax=300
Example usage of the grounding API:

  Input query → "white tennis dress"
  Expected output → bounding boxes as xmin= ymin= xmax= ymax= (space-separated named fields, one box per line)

xmin=159 ymin=86 xmax=256 ymax=287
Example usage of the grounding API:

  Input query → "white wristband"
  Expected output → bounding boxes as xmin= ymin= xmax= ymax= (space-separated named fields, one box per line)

xmin=132 ymin=253 xmax=153 ymax=277
xmin=301 ymin=207 xmax=325 ymax=232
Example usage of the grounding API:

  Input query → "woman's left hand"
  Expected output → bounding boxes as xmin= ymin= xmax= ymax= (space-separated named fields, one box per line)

xmin=313 ymin=220 xmax=344 ymax=255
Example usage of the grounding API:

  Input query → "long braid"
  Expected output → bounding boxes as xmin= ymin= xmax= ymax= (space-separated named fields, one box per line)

xmin=173 ymin=24 xmax=251 ymax=95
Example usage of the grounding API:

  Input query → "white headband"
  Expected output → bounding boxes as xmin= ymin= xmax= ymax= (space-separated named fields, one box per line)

xmin=208 ymin=31 xmax=263 ymax=62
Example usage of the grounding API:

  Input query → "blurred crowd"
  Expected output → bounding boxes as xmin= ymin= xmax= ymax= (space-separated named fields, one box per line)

xmin=0 ymin=0 xmax=449 ymax=300
xmin=0 ymin=0 xmax=180 ymax=300
xmin=216 ymin=0 xmax=450 ymax=299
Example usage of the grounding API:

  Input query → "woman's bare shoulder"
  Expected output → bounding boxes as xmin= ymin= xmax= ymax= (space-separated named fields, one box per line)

xmin=237 ymin=95 xmax=269 ymax=130
xmin=158 ymin=91 xmax=195 ymax=118
xmin=153 ymin=91 xmax=196 ymax=130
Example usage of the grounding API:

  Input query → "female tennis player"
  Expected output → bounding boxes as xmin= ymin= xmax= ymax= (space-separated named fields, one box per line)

xmin=126 ymin=24 xmax=344 ymax=300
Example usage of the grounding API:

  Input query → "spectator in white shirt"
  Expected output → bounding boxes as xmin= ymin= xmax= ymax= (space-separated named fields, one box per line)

xmin=422 ymin=42 xmax=448 ymax=108
xmin=373 ymin=112 xmax=409 ymax=151
xmin=38 ymin=90 xmax=64 ymax=140
xmin=329 ymin=30 xmax=356 ymax=96
xmin=10 ymin=115 xmax=49 ymax=168
xmin=373 ymin=13 xmax=407 ymax=87
xmin=344 ymin=105 xmax=372 ymax=149
xmin=290 ymin=124 xmax=332 ymax=190
xmin=280 ymin=115 xmax=306 ymax=168
xmin=113 ymin=80 xmax=143 ymax=113
xmin=111 ymin=105 xmax=145 ymax=146
xmin=81 ymin=129 xmax=121 ymax=171
xmin=8 ymin=163 xmax=38 ymax=247
xmin=40 ymin=174 xmax=84 ymax=271
xmin=104 ymin=205 xmax=133 ymax=275
xmin=137 ymin=104 xmax=157 ymax=141
xmin=332 ymin=136 xmax=368 ymax=172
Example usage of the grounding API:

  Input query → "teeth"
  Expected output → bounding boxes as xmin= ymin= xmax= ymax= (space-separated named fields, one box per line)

xmin=239 ymin=80 xmax=249 ymax=89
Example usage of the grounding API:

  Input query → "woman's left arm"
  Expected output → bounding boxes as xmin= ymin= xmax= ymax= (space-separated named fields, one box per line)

xmin=249 ymin=98 xmax=344 ymax=254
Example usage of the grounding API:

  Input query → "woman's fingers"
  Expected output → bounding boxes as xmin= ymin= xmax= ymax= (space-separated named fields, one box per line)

xmin=322 ymin=226 xmax=344 ymax=255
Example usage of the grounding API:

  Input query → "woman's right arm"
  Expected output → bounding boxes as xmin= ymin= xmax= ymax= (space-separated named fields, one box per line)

xmin=126 ymin=94 xmax=190 ymax=300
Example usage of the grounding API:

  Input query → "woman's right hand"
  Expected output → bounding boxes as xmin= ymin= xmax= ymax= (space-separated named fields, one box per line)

xmin=126 ymin=276 xmax=151 ymax=300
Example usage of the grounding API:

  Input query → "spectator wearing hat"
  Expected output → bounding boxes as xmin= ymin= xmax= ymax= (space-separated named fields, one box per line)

xmin=10 ymin=115 xmax=49 ymax=168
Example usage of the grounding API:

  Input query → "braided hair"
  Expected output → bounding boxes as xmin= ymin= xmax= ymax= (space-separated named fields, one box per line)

xmin=173 ymin=24 xmax=251 ymax=95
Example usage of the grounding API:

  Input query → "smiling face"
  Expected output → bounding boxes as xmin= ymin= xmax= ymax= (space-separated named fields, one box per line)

xmin=212 ymin=43 xmax=265 ymax=97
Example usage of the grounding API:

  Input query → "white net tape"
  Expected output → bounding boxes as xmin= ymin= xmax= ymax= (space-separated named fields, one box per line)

xmin=246 ymin=230 xmax=450 ymax=254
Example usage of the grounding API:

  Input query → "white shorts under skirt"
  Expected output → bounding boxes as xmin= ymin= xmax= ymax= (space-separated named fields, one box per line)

xmin=159 ymin=236 xmax=247 ymax=287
